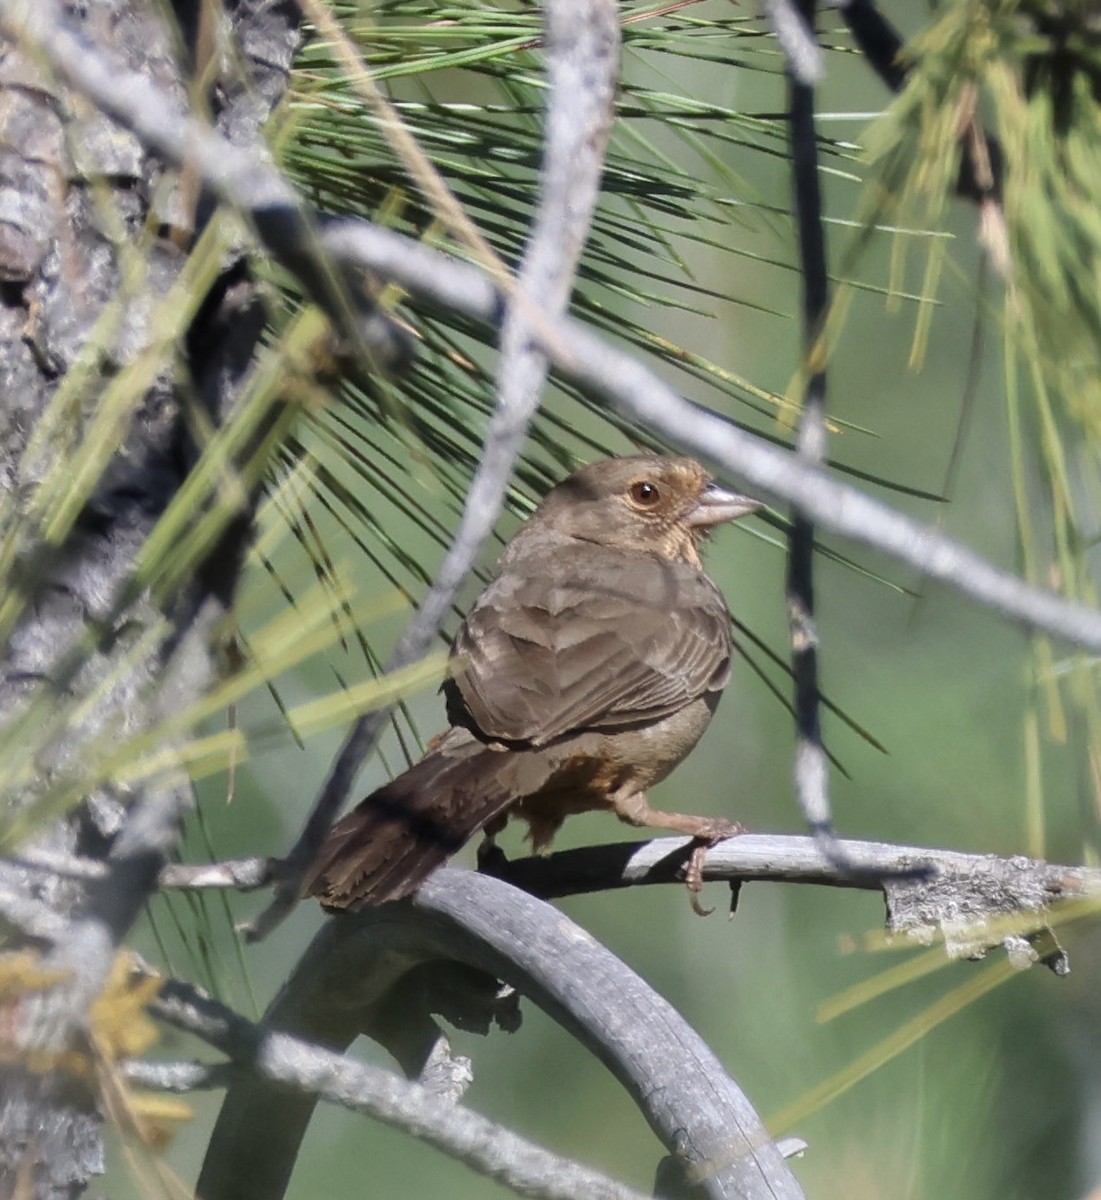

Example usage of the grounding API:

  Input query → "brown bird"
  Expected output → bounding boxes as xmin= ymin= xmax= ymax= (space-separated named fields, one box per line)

xmin=305 ymin=455 xmax=759 ymax=910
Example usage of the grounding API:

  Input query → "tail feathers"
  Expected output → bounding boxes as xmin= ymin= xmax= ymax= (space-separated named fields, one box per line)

xmin=303 ymin=744 xmax=514 ymax=909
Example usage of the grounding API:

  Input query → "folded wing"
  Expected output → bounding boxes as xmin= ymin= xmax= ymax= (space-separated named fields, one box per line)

xmin=451 ymin=542 xmax=732 ymax=746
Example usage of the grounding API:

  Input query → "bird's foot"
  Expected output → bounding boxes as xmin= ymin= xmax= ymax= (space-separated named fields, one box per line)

xmin=685 ymin=819 xmax=745 ymax=916
xmin=476 ymin=836 xmax=510 ymax=876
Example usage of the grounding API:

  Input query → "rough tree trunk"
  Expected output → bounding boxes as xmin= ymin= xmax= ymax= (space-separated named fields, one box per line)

xmin=0 ymin=2 xmax=300 ymax=1195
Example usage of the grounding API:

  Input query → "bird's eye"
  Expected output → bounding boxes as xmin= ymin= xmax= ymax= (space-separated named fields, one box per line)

xmin=628 ymin=480 xmax=661 ymax=508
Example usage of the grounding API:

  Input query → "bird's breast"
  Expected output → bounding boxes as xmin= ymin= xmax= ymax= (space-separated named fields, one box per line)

xmin=505 ymin=693 xmax=721 ymax=839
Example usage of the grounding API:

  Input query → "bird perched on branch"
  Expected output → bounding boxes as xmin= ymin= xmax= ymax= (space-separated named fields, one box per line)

xmin=305 ymin=455 xmax=759 ymax=911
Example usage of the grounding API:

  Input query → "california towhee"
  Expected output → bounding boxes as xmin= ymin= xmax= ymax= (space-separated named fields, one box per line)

xmin=305 ymin=455 xmax=759 ymax=910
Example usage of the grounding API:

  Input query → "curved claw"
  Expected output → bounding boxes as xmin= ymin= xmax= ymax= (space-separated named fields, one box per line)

xmin=684 ymin=823 xmax=746 ymax=916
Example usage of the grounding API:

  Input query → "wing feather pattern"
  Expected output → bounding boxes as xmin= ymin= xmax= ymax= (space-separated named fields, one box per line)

xmin=451 ymin=541 xmax=732 ymax=746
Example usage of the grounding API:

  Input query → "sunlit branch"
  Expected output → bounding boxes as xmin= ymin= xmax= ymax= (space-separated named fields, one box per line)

xmin=156 ymin=975 xmax=657 ymax=1200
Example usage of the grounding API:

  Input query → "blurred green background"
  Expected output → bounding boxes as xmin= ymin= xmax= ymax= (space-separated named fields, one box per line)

xmin=109 ymin=2 xmax=1101 ymax=1198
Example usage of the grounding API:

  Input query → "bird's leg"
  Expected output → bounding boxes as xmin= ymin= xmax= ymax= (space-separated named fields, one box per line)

xmin=612 ymin=789 xmax=744 ymax=840
xmin=612 ymin=792 xmax=744 ymax=915
xmin=476 ymin=812 xmax=510 ymax=874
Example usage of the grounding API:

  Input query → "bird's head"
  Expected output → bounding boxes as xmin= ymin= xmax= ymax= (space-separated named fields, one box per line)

xmin=532 ymin=455 xmax=760 ymax=566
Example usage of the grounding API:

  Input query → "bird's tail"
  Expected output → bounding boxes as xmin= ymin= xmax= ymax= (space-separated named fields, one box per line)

xmin=303 ymin=737 xmax=514 ymax=909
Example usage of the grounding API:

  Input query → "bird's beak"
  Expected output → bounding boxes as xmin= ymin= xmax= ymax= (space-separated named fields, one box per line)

xmin=685 ymin=482 xmax=762 ymax=528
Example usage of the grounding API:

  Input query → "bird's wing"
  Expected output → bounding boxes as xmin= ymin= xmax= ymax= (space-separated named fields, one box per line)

xmin=450 ymin=543 xmax=732 ymax=746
